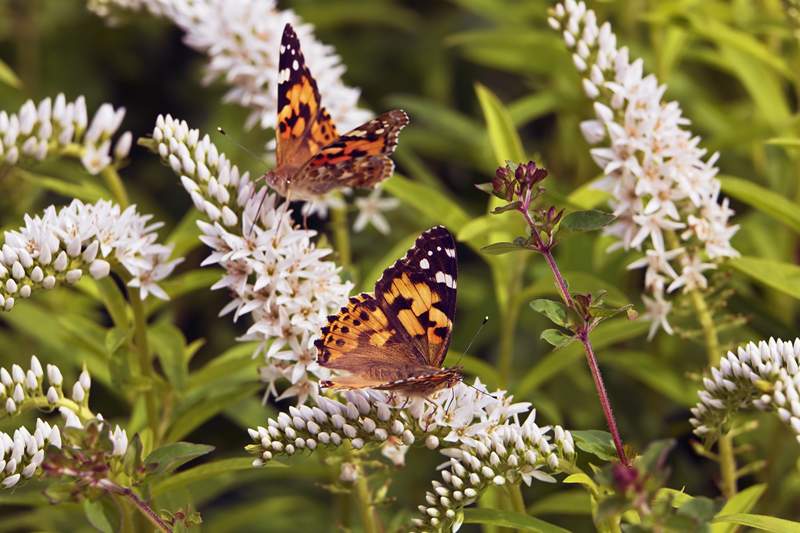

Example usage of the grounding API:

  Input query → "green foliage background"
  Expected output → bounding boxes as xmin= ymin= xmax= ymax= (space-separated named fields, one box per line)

xmin=1 ymin=0 xmax=799 ymax=530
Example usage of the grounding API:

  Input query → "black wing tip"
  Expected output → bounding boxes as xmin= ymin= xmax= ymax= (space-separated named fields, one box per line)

xmin=282 ymin=23 xmax=296 ymax=40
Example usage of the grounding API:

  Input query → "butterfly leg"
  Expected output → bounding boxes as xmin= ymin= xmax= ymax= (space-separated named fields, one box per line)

xmin=444 ymin=388 xmax=456 ymax=415
xmin=249 ymin=187 xmax=269 ymax=237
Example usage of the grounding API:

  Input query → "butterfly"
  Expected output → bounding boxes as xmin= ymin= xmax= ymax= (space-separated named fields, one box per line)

xmin=264 ymin=23 xmax=409 ymax=200
xmin=315 ymin=226 xmax=462 ymax=396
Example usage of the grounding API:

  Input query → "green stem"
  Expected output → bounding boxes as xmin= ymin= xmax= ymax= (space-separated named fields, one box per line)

xmin=354 ymin=469 xmax=378 ymax=533
xmin=112 ymin=494 xmax=136 ymax=533
xmin=101 ymin=166 xmax=130 ymax=208
xmin=687 ymin=287 xmax=737 ymax=498
xmin=129 ymin=288 xmax=159 ymax=440
xmin=498 ymin=298 xmax=520 ymax=386
xmin=27 ymin=396 xmax=94 ymax=421
xmin=507 ymin=484 xmax=526 ymax=516
xmin=330 ymin=202 xmax=351 ymax=269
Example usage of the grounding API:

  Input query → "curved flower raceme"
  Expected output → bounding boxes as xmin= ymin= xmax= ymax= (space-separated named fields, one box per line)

xmin=690 ymin=338 xmax=800 ymax=444
xmin=87 ymin=0 xmax=370 ymax=132
xmin=150 ymin=115 xmax=352 ymax=403
xmin=1 ymin=94 xmax=130 ymax=175
xmin=0 ymin=359 xmax=127 ymax=489
xmin=550 ymin=1 xmax=739 ymax=339
xmin=0 ymin=199 xmax=180 ymax=308
xmin=246 ymin=381 xmax=575 ymax=531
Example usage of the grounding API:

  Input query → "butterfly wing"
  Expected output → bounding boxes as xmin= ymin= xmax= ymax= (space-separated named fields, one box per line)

xmin=291 ymin=110 xmax=409 ymax=196
xmin=374 ymin=226 xmax=457 ymax=368
xmin=275 ymin=23 xmax=339 ymax=169
xmin=315 ymin=227 xmax=458 ymax=390
xmin=316 ymin=293 xmax=429 ymax=389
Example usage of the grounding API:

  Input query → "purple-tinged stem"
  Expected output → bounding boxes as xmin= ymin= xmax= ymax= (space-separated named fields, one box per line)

xmin=518 ymin=203 xmax=628 ymax=466
xmin=578 ymin=332 xmax=629 ymax=466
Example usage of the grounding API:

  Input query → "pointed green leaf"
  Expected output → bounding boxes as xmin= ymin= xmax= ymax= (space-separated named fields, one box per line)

xmin=0 ymin=58 xmax=21 ymax=88
xmin=711 ymin=514 xmax=800 ymax=532
xmin=572 ymin=430 xmax=617 ymax=462
xmin=720 ymin=176 xmax=800 ymax=234
xmin=463 ymin=508 xmax=570 ymax=532
xmin=711 ymin=484 xmax=767 ymax=533
xmin=530 ymin=299 xmax=568 ymax=327
xmin=144 ymin=442 xmax=215 ymax=476
xmin=82 ymin=499 xmax=114 ymax=533
xmin=561 ymin=210 xmax=615 ymax=232
xmin=540 ymin=329 xmax=573 ymax=348
xmin=382 ymin=174 xmax=470 ymax=229
xmin=730 ymin=256 xmax=800 ymax=300
xmin=481 ymin=240 xmax=528 ymax=255
xmin=475 ymin=82 xmax=525 ymax=165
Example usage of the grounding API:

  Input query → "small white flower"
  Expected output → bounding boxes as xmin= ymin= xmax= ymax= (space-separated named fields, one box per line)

xmin=353 ymin=188 xmax=399 ymax=235
xmin=109 ymin=425 xmax=128 ymax=456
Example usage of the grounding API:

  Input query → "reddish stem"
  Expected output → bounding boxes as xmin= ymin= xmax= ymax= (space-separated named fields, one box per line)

xmin=578 ymin=331 xmax=629 ymax=466
xmin=518 ymin=203 xmax=628 ymax=466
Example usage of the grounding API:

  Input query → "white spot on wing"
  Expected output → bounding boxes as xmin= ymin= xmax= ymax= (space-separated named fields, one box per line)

xmin=445 ymin=248 xmax=456 ymax=258
xmin=435 ymin=271 xmax=446 ymax=284
xmin=427 ymin=251 xmax=433 ymax=256
xmin=420 ymin=259 xmax=430 ymax=269
xmin=292 ymin=59 xmax=299 ymax=70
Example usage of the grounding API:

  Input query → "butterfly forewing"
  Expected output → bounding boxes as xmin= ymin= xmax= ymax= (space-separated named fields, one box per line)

xmin=275 ymin=24 xmax=339 ymax=169
xmin=374 ymin=226 xmax=457 ymax=368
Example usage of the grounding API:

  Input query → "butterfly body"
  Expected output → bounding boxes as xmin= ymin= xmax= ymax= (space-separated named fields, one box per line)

xmin=316 ymin=226 xmax=461 ymax=397
xmin=267 ymin=24 xmax=408 ymax=200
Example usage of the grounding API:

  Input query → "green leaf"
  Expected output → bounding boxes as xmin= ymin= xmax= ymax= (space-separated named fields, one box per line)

xmin=508 ymin=91 xmax=561 ymax=127
xmin=475 ymin=82 xmax=525 ymax=165
xmin=0 ymin=58 xmax=21 ymax=88
xmin=540 ymin=329 xmax=573 ymax=348
xmin=711 ymin=513 xmax=800 ymax=532
xmin=151 ymin=457 xmax=280 ymax=497
xmin=766 ymin=137 xmax=800 ymax=148
xmin=14 ymin=167 xmax=108 ymax=202
xmin=463 ymin=508 xmax=570 ymax=532
xmin=711 ymin=484 xmax=767 ymax=533
xmin=516 ymin=317 xmax=649 ymax=396
xmin=145 ymin=442 xmax=215 ymax=476
xmin=561 ymin=210 xmax=615 ymax=232
xmin=149 ymin=321 xmax=189 ymax=391
xmin=655 ymin=488 xmax=694 ymax=509
xmin=481 ymin=240 xmax=528 ymax=255
xmin=566 ymin=178 xmax=610 ymax=210
xmin=530 ymin=299 xmax=568 ymax=327
xmin=603 ymin=351 xmax=696 ymax=406
xmin=527 ymin=490 xmax=592 ymax=516
xmin=730 ymin=256 xmax=800 ymax=300
xmin=166 ymin=384 xmax=261 ymax=442
xmin=720 ymin=176 xmax=800 ymax=234
xmin=571 ymin=430 xmax=617 ymax=462
xmin=382 ymin=174 xmax=470 ymax=230
xmin=82 ymin=499 xmax=114 ymax=533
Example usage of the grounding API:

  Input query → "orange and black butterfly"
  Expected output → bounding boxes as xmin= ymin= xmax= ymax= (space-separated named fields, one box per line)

xmin=316 ymin=226 xmax=462 ymax=396
xmin=264 ymin=24 xmax=409 ymax=200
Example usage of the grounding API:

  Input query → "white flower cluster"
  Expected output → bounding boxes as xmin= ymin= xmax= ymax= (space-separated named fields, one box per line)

xmin=690 ymin=338 xmax=800 ymax=444
xmin=0 ymin=198 xmax=180 ymax=308
xmin=151 ymin=115 xmax=352 ymax=403
xmin=246 ymin=381 xmax=574 ymax=530
xmin=1 ymin=94 xmax=131 ymax=175
xmin=87 ymin=0 xmax=371 ymax=132
xmin=550 ymin=1 xmax=739 ymax=339
xmin=0 ymin=359 xmax=128 ymax=490
xmin=0 ymin=355 xmax=91 ymax=420
xmin=1 ymin=418 xmax=62 ymax=488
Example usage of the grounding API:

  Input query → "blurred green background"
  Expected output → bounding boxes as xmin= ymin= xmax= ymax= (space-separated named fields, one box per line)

xmin=1 ymin=0 xmax=799 ymax=530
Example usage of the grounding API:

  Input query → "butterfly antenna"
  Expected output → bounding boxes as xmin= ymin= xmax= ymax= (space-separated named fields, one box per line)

xmin=216 ymin=127 xmax=270 ymax=171
xmin=456 ymin=315 xmax=489 ymax=366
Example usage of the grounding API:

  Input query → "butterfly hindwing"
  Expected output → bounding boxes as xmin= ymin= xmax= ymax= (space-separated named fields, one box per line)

xmin=315 ymin=293 xmax=429 ymax=389
xmin=293 ymin=110 xmax=409 ymax=195
xmin=275 ymin=24 xmax=339 ymax=169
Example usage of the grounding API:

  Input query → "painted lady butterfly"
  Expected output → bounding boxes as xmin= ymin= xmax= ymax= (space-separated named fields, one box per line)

xmin=316 ymin=226 xmax=462 ymax=396
xmin=265 ymin=24 xmax=409 ymax=200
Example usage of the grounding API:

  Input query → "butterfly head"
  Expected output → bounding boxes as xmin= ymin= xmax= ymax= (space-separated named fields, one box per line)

xmin=264 ymin=168 xmax=292 ymax=197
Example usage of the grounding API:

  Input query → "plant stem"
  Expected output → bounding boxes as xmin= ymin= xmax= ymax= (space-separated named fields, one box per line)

xmin=519 ymin=206 xmax=628 ymax=465
xmin=507 ymin=484 xmax=526 ymax=515
xmin=578 ymin=333 xmax=629 ymax=466
xmin=101 ymin=480 xmax=172 ymax=533
xmin=101 ymin=166 xmax=130 ymax=208
xmin=330 ymin=202 xmax=351 ymax=269
xmin=687 ymin=286 xmax=737 ymax=498
xmin=129 ymin=288 xmax=159 ymax=440
xmin=354 ymin=469 xmax=379 ymax=533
